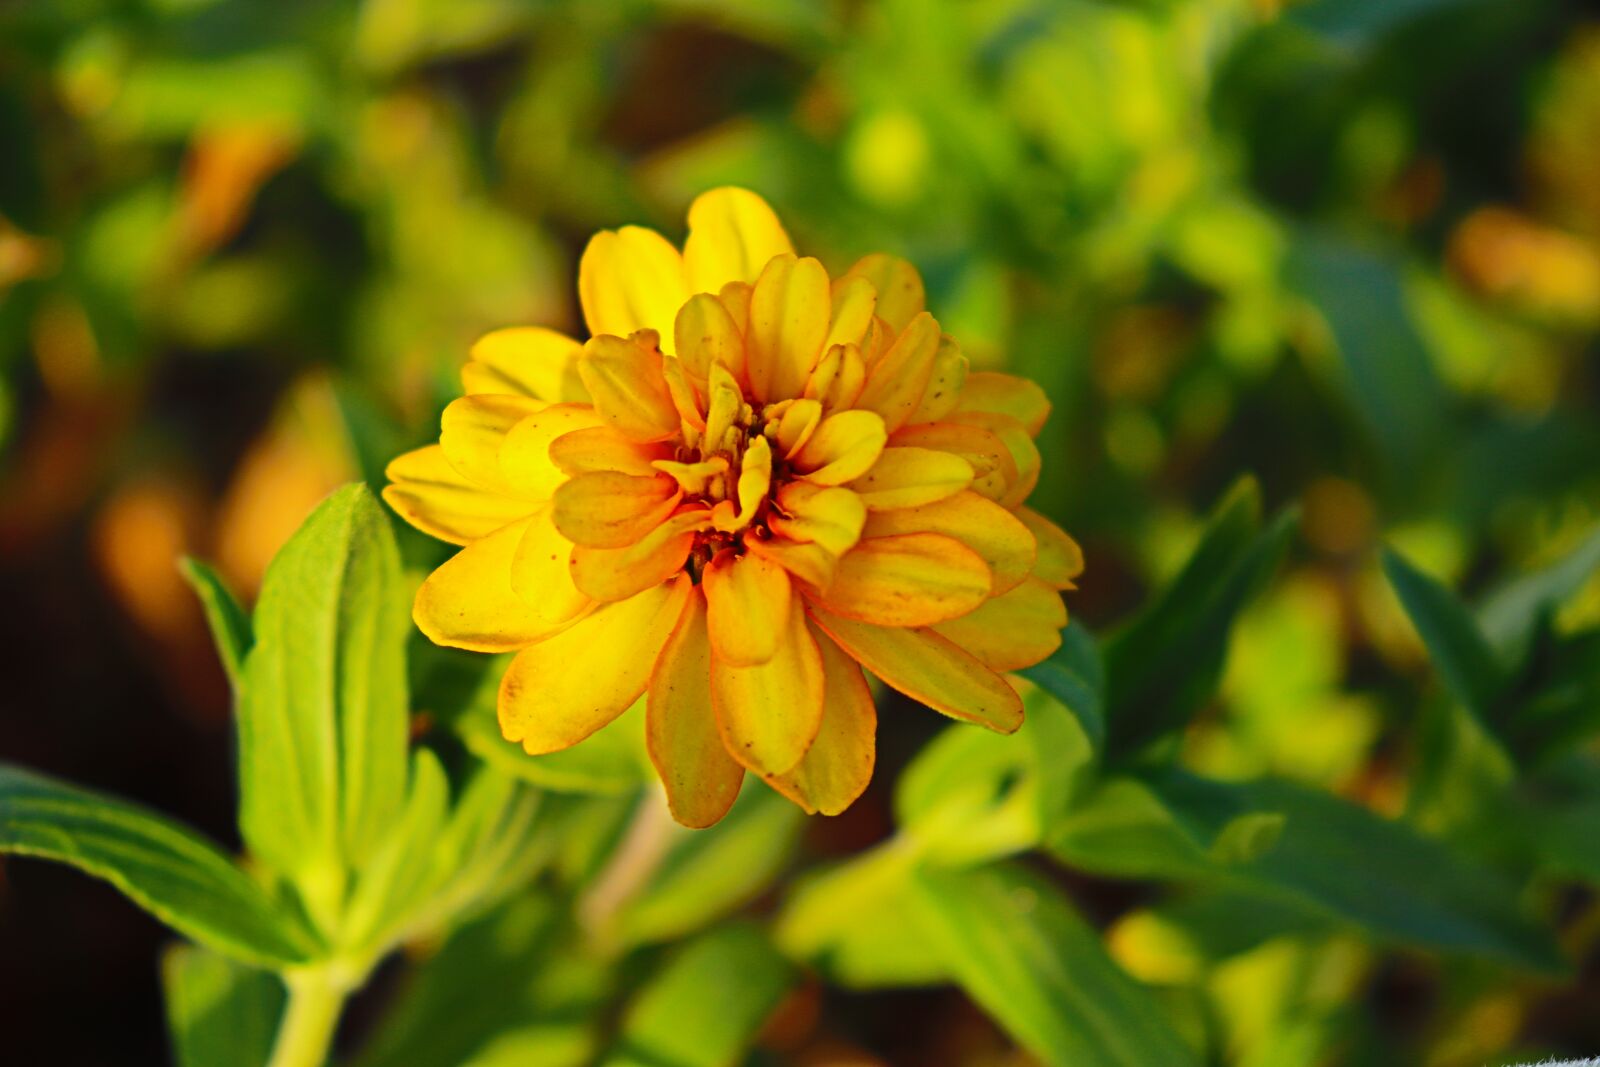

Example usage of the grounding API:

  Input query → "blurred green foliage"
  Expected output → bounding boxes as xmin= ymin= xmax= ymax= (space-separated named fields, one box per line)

xmin=3 ymin=0 xmax=1600 ymax=1064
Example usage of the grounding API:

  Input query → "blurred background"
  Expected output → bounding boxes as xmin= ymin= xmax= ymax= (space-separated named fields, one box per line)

xmin=2 ymin=0 xmax=1598 ymax=1063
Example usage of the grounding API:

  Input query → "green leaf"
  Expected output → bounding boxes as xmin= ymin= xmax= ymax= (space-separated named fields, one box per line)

xmin=340 ymin=748 xmax=452 ymax=956
xmin=457 ymin=698 xmax=652 ymax=796
xmin=908 ymin=862 xmax=1202 ymax=1067
xmin=162 ymin=945 xmax=285 ymax=1067
xmin=1479 ymin=522 xmax=1600 ymax=664
xmin=238 ymin=484 xmax=411 ymax=896
xmin=603 ymin=924 xmax=794 ymax=1067
xmin=179 ymin=557 xmax=253 ymax=692
xmin=0 ymin=763 xmax=320 ymax=968
xmin=1148 ymin=773 xmax=1565 ymax=972
xmin=1383 ymin=547 xmax=1506 ymax=728
xmin=614 ymin=788 xmax=804 ymax=947
xmin=1102 ymin=479 xmax=1296 ymax=758
xmin=1019 ymin=619 xmax=1105 ymax=752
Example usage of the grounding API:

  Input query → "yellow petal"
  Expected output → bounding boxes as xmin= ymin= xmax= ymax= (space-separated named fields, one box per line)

xmin=463 ymin=327 xmax=589 ymax=403
xmin=793 ymin=409 xmax=887 ymax=486
xmin=647 ymin=588 xmax=744 ymax=828
xmin=957 ymin=372 xmax=1051 ymax=436
xmin=905 ymin=336 xmax=968 ymax=426
xmin=508 ymin=505 xmax=592 ymax=625
xmin=673 ymin=292 xmax=746 ymax=386
xmin=661 ymin=356 xmax=707 ymax=434
xmin=840 ymin=253 xmax=926 ymax=333
xmin=416 ymin=516 xmax=582 ymax=652
xmin=853 ymin=312 xmax=941 ymax=432
xmin=578 ymin=226 xmax=688 ymax=342
xmin=651 ymin=456 xmax=728 ymax=496
xmin=501 ymin=575 xmax=692 ymax=754
xmin=804 ymin=342 xmax=867 ymax=414
xmin=712 ymin=594 xmax=825 ymax=775
xmin=439 ymin=394 xmax=547 ymax=492
xmin=889 ymin=421 xmax=1015 ymax=501
xmin=719 ymin=280 xmax=753 ymax=336
xmin=811 ymin=533 xmax=990 ymax=627
xmin=551 ymin=471 xmax=681 ymax=548
xmin=768 ymin=482 xmax=866 ymax=557
xmin=746 ymin=254 xmax=831 ymax=403
xmin=765 ymin=623 xmax=876 ymax=816
xmin=863 ymin=491 xmax=1036 ymax=595
xmin=711 ymin=435 xmax=771 ymax=533
xmin=932 ymin=579 xmax=1065 ymax=671
xmin=1017 ymin=506 xmax=1085 ymax=589
xmin=683 ymin=187 xmax=794 ymax=293
xmin=568 ymin=508 xmax=707 ymax=602
xmin=849 ymin=447 xmax=973 ymax=510
xmin=950 ymin=411 xmax=1041 ymax=509
xmin=825 ymin=275 xmax=878 ymax=351
xmin=383 ymin=445 xmax=530 ymax=545
xmin=808 ymin=606 xmax=1023 ymax=732
xmin=499 ymin=403 xmax=605 ymax=499
xmin=703 ymin=362 xmax=746 ymax=455
xmin=577 ymin=333 xmax=681 ymax=443
xmin=703 ymin=549 xmax=792 ymax=667
xmin=772 ymin=397 xmax=822 ymax=458
xmin=745 ymin=535 xmax=838 ymax=591
xmin=549 ymin=425 xmax=671 ymax=478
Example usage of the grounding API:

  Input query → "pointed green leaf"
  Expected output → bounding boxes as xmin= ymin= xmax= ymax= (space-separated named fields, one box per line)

xmin=0 ymin=764 xmax=320 ymax=967
xmin=179 ymin=557 xmax=253 ymax=692
xmin=1479 ymin=522 xmax=1600 ymax=664
xmin=238 ymin=484 xmax=410 ymax=891
xmin=162 ymin=945 xmax=285 ymax=1067
xmin=603 ymin=924 xmax=794 ymax=1067
xmin=1020 ymin=620 xmax=1105 ymax=752
xmin=909 ymin=862 xmax=1201 ymax=1067
xmin=1383 ymin=547 xmax=1505 ymax=726
xmin=341 ymin=748 xmax=451 ymax=955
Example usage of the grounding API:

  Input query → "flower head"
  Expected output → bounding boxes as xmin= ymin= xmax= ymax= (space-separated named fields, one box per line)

xmin=385 ymin=189 xmax=1082 ymax=826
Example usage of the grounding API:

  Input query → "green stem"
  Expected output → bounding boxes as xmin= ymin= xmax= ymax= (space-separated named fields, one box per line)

xmin=266 ymin=969 xmax=349 ymax=1067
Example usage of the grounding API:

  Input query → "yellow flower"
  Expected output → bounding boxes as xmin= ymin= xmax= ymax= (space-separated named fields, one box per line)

xmin=384 ymin=188 xmax=1083 ymax=827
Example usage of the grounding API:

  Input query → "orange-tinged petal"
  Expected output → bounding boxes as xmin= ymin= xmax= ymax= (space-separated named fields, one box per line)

xmin=769 ymin=482 xmax=866 ymax=557
xmin=704 ymin=549 xmax=792 ymax=667
xmin=499 ymin=403 xmax=605 ymax=498
xmin=890 ymin=421 xmax=1015 ymax=499
xmin=849 ymin=447 xmax=973 ymax=510
xmin=957 ymin=371 xmax=1051 ymax=436
xmin=383 ymin=445 xmax=530 ymax=545
xmin=765 ymin=624 xmax=875 ymax=816
xmin=905 ymin=336 xmax=968 ymax=426
xmin=508 ymin=506 xmax=592 ymax=625
xmin=841 ymin=253 xmax=925 ymax=333
xmin=808 ymin=606 xmax=1023 ymax=732
xmin=747 ymin=254 xmax=830 ymax=402
xmin=931 ymin=579 xmax=1065 ymax=671
xmin=793 ymin=409 xmax=887 ymax=485
xmin=826 ymin=276 xmax=877 ymax=350
xmin=863 ymin=491 xmax=1036 ymax=595
xmin=501 ymin=575 xmax=691 ymax=754
xmin=549 ymin=425 xmax=671 ymax=477
xmin=578 ymin=226 xmax=688 ymax=342
xmin=416 ymin=516 xmax=582 ymax=652
xmin=647 ymin=588 xmax=743 ymax=828
xmin=712 ymin=594 xmax=825 ymax=775
xmin=551 ymin=471 xmax=681 ymax=548
xmin=772 ymin=397 xmax=822 ymax=458
xmin=811 ymin=532 xmax=990 ymax=627
xmin=853 ymin=312 xmax=941 ymax=432
xmin=951 ymin=411 xmax=1040 ymax=508
xmin=439 ymin=394 xmax=547 ymax=492
xmin=804 ymin=342 xmax=867 ymax=414
xmin=683 ymin=187 xmax=794 ymax=293
xmin=577 ymin=333 xmax=681 ymax=443
xmin=746 ymin=535 xmax=837 ymax=591
xmin=463 ymin=327 xmax=589 ymax=403
xmin=661 ymin=356 xmax=706 ymax=433
xmin=712 ymin=435 xmax=771 ymax=533
xmin=1017 ymin=506 xmax=1084 ymax=589
xmin=674 ymin=292 xmax=746 ymax=385
xmin=568 ymin=508 xmax=706 ymax=602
